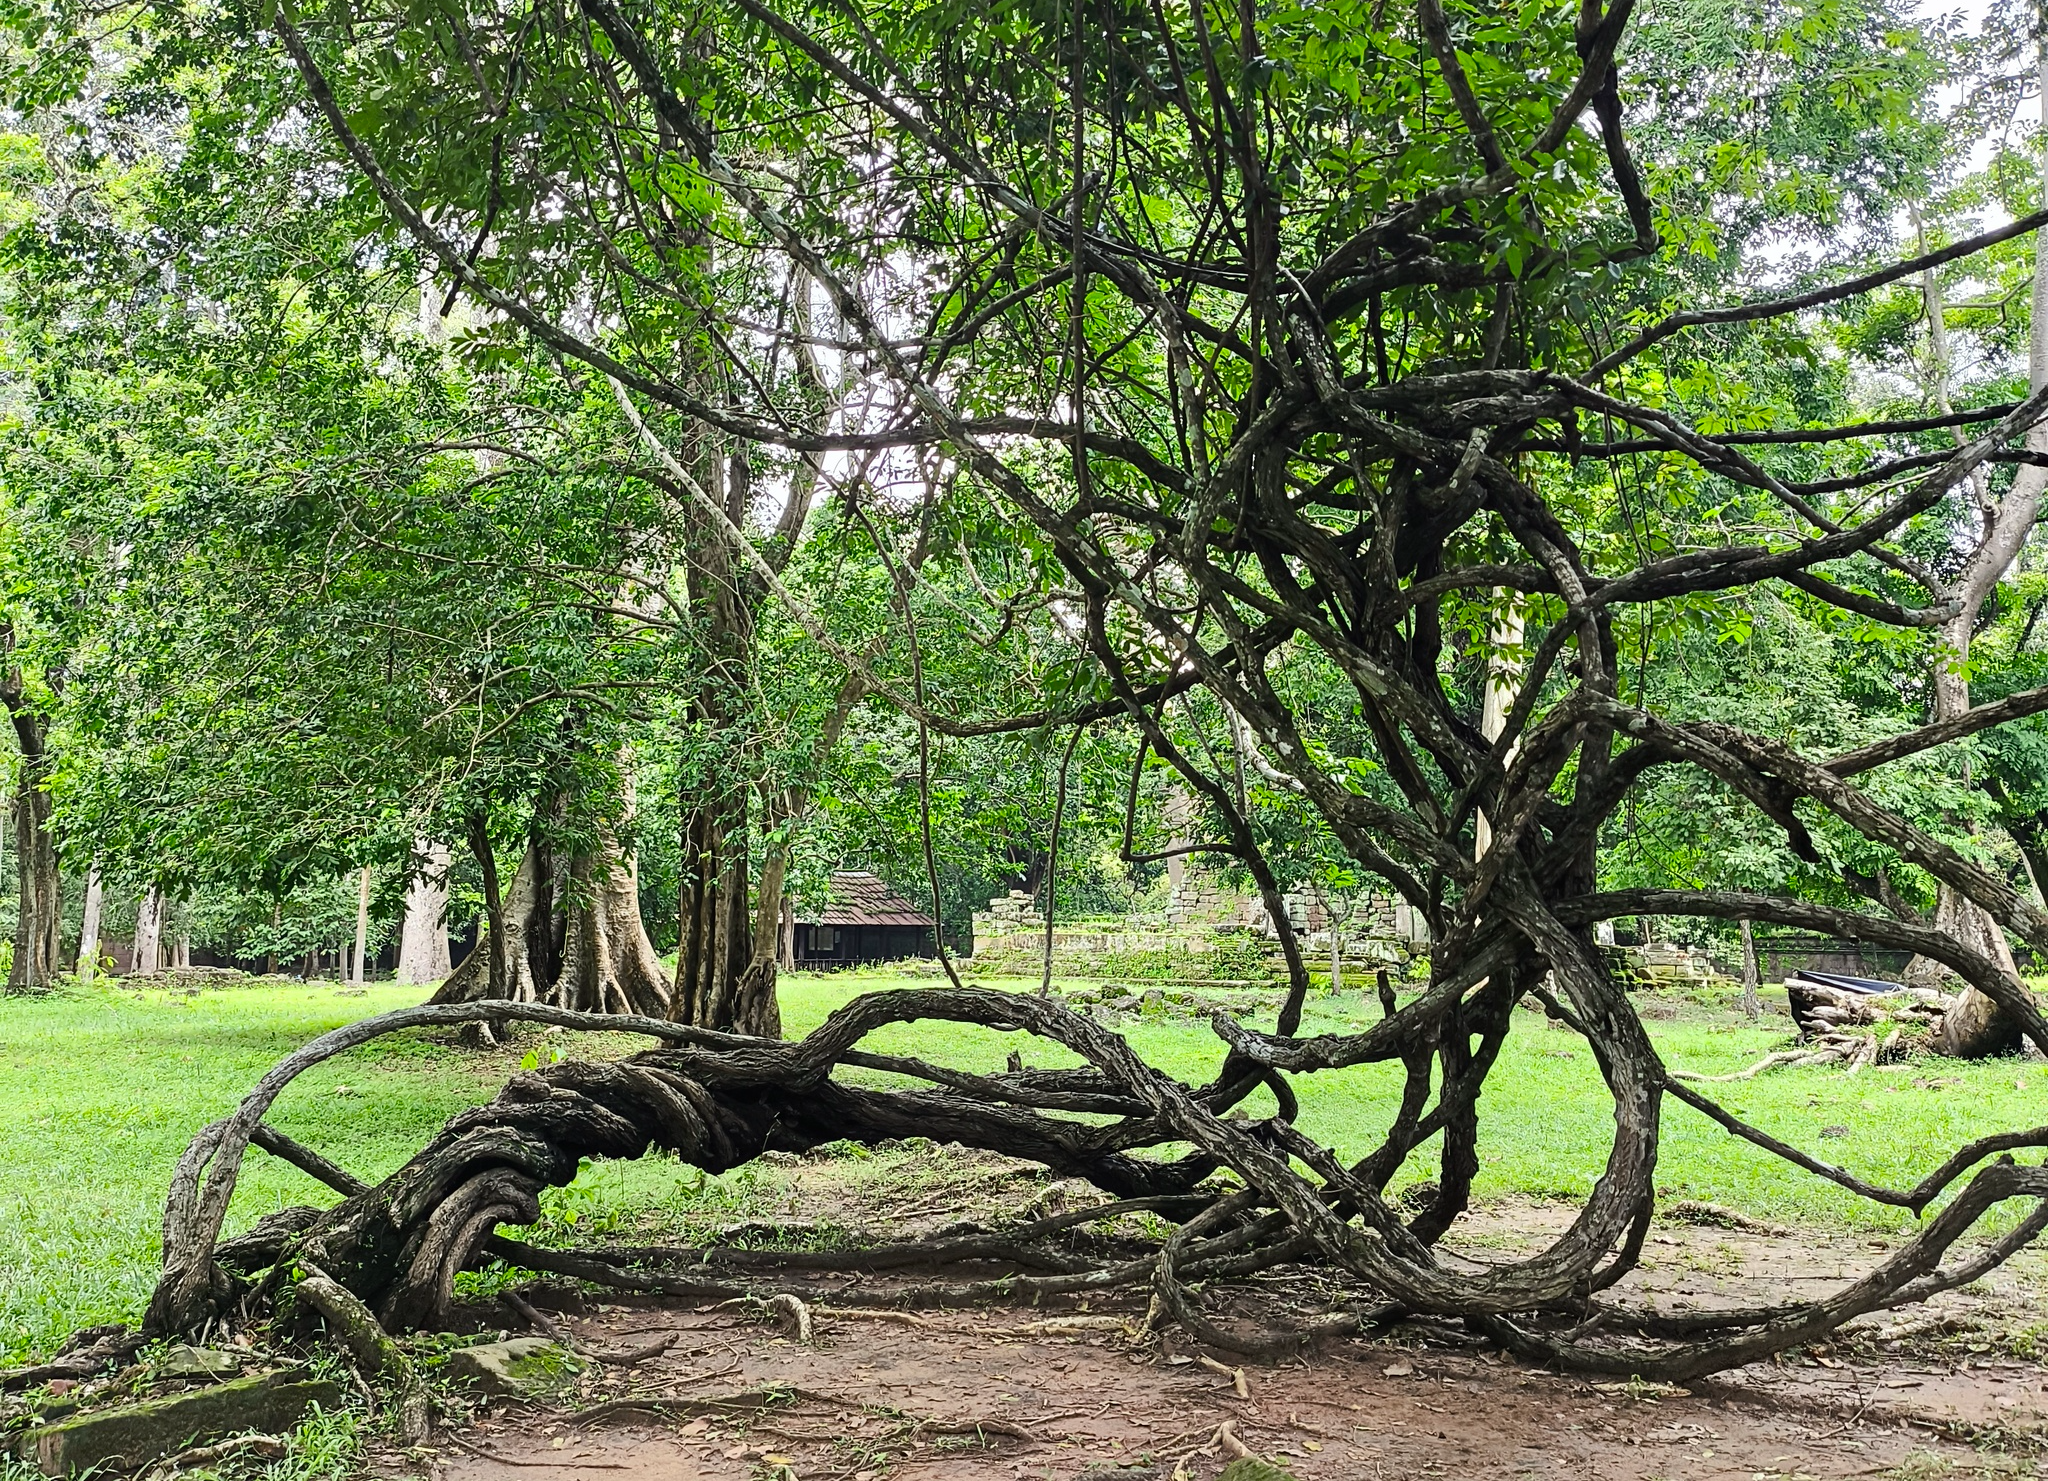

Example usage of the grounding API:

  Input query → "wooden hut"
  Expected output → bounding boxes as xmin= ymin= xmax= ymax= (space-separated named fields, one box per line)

xmin=791 ymin=871 xmax=938 ymax=967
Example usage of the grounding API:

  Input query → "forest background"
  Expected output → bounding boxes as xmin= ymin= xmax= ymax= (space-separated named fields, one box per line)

xmin=11 ymin=0 xmax=2048 ymax=1022
xmin=11 ymin=0 xmax=2048 ymax=1410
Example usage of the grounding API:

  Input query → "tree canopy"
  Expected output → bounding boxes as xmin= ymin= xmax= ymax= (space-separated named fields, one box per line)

xmin=10 ymin=0 xmax=2048 ymax=1382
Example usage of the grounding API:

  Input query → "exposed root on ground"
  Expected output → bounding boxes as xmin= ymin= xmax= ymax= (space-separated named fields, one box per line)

xmin=1672 ymin=1029 xmax=1904 ymax=1081
xmin=95 ymin=982 xmax=2048 ymax=1388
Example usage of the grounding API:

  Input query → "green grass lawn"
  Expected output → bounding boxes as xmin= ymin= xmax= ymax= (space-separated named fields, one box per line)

xmin=3 ymin=968 xmax=2042 ymax=1365
xmin=799 ymin=970 xmax=2046 ymax=1232
xmin=0 ymin=978 xmax=528 ymax=1366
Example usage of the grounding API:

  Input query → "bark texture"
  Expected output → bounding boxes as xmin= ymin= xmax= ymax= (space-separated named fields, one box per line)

xmin=350 ymin=866 xmax=372 ymax=986
xmin=133 ymin=887 xmax=165 ymax=977
xmin=146 ymin=989 xmax=2048 ymax=1382
xmin=395 ymin=842 xmax=453 ymax=985
xmin=6 ymin=763 xmax=59 ymax=992
xmin=76 ymin=863 xmax=103 ymax=977
xmin=672 ymin=791 xmax=770 ymax=1033
xmin=1 ymin=648 xmax=59 ymax=994
xmin=435 ymin=820 xmax=669 ymax=1016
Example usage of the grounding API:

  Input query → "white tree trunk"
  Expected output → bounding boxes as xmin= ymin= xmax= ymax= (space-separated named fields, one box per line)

xmin=351 ymin=865 xmax=372 ymax=985
xmin=1475 ymin=595 xmax=1526 ymax=858
xmin=133 ymin=887 xmax=164 ymax=975
xmin=76 ymin=862 xmax=103 ymax=979
xmin=1739 ymin=917 xmax=1760 ymax=1022
xmin=396 ymin=840 xmax=453 ymax=985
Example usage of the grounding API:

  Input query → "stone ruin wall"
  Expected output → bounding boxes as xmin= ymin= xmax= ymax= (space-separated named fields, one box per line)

xmin=968 ymin=874 xmax=1730 ymax=988
xmin=967 ymin=872 xmax=1430 ymax=981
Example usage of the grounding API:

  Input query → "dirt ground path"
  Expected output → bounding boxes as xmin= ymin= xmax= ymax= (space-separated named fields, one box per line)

xmin=405 ymin=1290 xmax=2042 ymax=1481
xmin=389 ymin=1153 xmax=2048 ymax=1481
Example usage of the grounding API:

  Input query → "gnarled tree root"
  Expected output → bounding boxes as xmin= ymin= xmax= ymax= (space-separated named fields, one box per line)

xmin=133 ymin=988 xmax=2048 ymax=1383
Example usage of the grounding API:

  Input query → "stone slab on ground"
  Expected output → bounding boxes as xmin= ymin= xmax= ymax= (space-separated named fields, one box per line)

xmin=156 ymin=1345 xmax=240 ymax=1380
xmin=444 ymin=1339 xmax=585 ymax=1398
xmin=16 ymin=1370 xmax=341 ymax=1476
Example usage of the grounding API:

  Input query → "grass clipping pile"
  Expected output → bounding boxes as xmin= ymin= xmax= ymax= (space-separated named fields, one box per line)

xmin=43 ymin=980 xmax=2048 ymax=1410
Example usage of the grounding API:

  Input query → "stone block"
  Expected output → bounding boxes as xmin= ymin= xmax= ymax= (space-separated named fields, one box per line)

xmin=444 ymin=1338 xmax=586 ymax=1398
xmin=158 ymin=1346 xmax=240 ymax=1380
xmin=19 ymin=1371 xmax=341 ymax=1476
xmin=1219 ymin=1460 xmax=1294 ymax=1480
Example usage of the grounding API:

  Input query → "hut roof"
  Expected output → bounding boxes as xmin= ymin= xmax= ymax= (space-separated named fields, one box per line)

xmin=801 ymin=871 xmax=938 ymax=928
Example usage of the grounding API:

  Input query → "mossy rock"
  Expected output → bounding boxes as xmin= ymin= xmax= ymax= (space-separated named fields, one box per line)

xmin=16 ymin=1371 xmax=341 ymax=1476
xmin=444 ymin=1338 xmax=586 ymax=1398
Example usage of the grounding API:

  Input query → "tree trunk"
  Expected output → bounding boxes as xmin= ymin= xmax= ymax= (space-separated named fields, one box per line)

xmin=465 ymin=811 xmax=508 ymax=999
xmin=1930 ymin=883 xmax=2027 ymax=1056
xmin=732 ymin=813 xmax=789 ymax=1034
xmin=671 ymin=792 xmax=770 ymax=1032
xmin=555 ymin=827 xmax=671 ymax=1016
xmin=395 ymin=841 xmax=453 ymax=985
xmin=76 ymin=862 xmax=103 ymax=978
xmin=1739 ymin=918 xmax=1760 ymax=1022
xmin=1912 ymin=600 xmax=2031 ymax=1054
xmin=134 ymin=887 xmax=165 ymax=975
xmin=351 ymin=866 xmax=372 ymax=985
xmin=1907 ymin=162 xmax=2048 ymax=1056
xmin=7 ymin=771 xmax=60 ymax=993
xmin=435 ymin=831 xmax=551 ymax=1003
xmin=436 ymin=808 xmax=667 ymax=1015
xmin=3 ymin=702 xmax=59 ymax=993
xmin=611 ymin=320 xmax=848 ymax=1036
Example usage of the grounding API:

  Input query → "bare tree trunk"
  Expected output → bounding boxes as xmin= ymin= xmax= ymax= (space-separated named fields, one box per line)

xmin=436 ymin=831 xmax=551 ymax=1004
xmin=2 ymin=665 xmax=60 ymax=993
xmin=438 ymin=795 xmax=667 ymax=1016
xmin=396 ymin=841 xmax=453 ymax=985
xmin=672 ymin=792 xmax=764 ymax=1031
xmin=467 ymin=811 xmax=507 ymax=999
xmin=1911 ymin=169 xmax=2048 ymax=1054
xmin=732 ymin=808 xmax=790 ymax=1033
xmin=173 ymin=935 xmax=190 ymax=968
xmin=1739 ymin=918 xmax=1760 ymax=1022
xmin=351 ymin=866 xmax=372 ymax=985
xmin=76 ymin=862 xmax=103 ymax=978
xmin=1930 ymin=882 xmax=2027 ymax=1056
xmin=610 ymin=285 xmax=844 ymax=1037
xmin=7 ymin=773 xmax=59 ymax=992
xmin=557 ymin=825 xmax=671 ymax=1016
xmin=134 ymin=887 xmax=165 ymax=975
